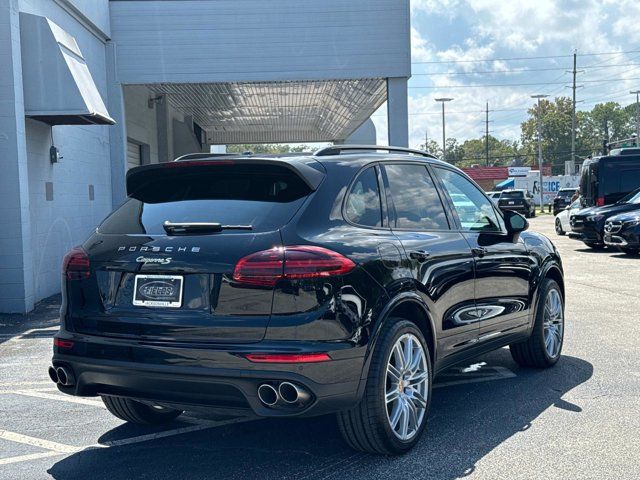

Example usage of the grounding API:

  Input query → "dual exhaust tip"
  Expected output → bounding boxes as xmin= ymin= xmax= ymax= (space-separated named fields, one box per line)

xmin=48 ymin=365 xmax=75 ymax=387
xmin=257 ymin=382 xmax=310 ymax=408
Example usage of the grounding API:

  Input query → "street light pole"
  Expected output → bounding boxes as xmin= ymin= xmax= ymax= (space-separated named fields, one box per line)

xmin=631 ymin=90 xmax=640 ymax=146
xmin=531 ymin=94 xmax=549 ymax=212
xmin=435 ymin=98 xmax=453 ymax=161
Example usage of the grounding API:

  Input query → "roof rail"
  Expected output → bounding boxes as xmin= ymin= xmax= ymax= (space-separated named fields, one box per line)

xmin=174 ymin=153 xmax=233 ymax=161
xmin=313 ymin=145 xmax=437 ymax=159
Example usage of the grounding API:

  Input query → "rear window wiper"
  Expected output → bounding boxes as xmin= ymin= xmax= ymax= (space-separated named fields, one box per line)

xmin=163 ymin=221 xmax=253 ymax=235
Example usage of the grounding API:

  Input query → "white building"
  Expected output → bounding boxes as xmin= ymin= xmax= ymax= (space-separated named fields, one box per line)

xmin=0 ymin=0 xmax=411 ymax=313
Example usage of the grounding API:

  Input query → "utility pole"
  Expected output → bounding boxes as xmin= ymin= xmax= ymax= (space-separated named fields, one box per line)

xmin=631 ymin=90 xmax=640 ymax=146
xmin=485 ymin=102 xmax=490 ymax=166
xmin=425 ymin=127 xmax=428 ymax=151
xmin=567 ymin=50 xmax=583 ymax=168
xmin=531 ymin=94 xmax=549 ymax=212
xmin=435 ymin=98 xmax=453 ymax=161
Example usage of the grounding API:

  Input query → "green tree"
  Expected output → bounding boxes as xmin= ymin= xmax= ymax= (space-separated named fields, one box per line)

xmin=521 ymin=97 xmax=574 ymax=174
xmin=577 ymin=102 xmax=635 ymax=156
xmin=226 ymin=143 xmax=313 ymax=154
xmin=418 ymin=139 xmax=442 ymax=158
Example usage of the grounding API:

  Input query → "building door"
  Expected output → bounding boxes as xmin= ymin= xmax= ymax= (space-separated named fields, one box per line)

xmin=127 ymin=140 xmax=141 ymax=170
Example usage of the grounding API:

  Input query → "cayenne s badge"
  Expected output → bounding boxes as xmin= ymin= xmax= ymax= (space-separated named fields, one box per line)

xmin=136 ymin=256 xmax=172 ymax=265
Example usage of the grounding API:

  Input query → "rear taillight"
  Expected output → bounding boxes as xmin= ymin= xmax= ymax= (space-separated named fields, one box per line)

xmin=54 ymin=338 xmax=74 ymax=349
xmin=596 ymin=197 xmax=605 ymax=206
xmin=243 ymin=352 xmax=331 ymax=363
xmin=233 ymin=246 xmax=355 ymax=287
xmin=63 ymin=246 xmax=90 ymax=280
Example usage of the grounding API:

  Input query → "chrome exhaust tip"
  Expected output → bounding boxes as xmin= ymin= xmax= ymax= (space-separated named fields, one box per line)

xmin=257 ymin=384 xmax=279 ymax=407
xmin=278 ymin=382 xmax=311 ymax=404
xmin=55 ymin=366 xmax=75 ymax=387
xmin=48 ymin=366 xmax=59 ymax=384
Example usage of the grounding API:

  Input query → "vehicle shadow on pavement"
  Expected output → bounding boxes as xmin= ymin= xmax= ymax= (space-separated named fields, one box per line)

xmin=48 ymin=350 xmax=593 ymax=480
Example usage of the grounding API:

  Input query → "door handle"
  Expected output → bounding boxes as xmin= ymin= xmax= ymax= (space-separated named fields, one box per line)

xmin=409 ymin=250 xmax=431 ymax=262
xmin=472 ymin=247 xmax=487 ymax=258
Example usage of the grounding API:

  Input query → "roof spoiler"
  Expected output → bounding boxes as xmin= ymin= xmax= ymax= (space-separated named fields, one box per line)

xmin=126 ymin=157 xmax=325 ymax=196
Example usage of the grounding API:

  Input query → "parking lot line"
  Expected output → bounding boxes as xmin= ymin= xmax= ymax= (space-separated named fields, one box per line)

xmin=0 ymin=451 xmax=64 ymax=466
xmin=11 ymin=389 xmax=106 ymax=408
xmin=0 ymin=430 xmax=80 ymax=454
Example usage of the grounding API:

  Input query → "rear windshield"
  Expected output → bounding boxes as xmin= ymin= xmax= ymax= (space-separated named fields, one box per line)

xmin=500 ymin=191 xmax=524 ymax=199
xmin=601 ymin=162 xmax=640 ymax=198
xmin=557 ymin=189 xmax=575 ymax=199
xmin=99 ymin=165 xmax=311 ymax=235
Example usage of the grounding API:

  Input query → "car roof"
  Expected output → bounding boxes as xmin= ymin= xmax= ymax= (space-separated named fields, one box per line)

xmin=174 ymin=145 xmax=457 ymax=176
xmin=502 ymin=188 xmax=526 ymax=193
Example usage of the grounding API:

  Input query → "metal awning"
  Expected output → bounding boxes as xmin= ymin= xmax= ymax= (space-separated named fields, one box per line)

xmin=144 ymin=79 xmax=386 ymax=144
xmin=495 ymin=178 xmax=515 ymax=190
xmin=19 ymin=13 xmax=114 ymax=126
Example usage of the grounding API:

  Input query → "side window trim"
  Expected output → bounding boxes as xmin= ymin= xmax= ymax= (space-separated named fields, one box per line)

xmin=374 ymin=164 xmax=390 ymax=228
xmin=381 ymin=162 xmax=452 ymax=232
xmin=432 ymin=166 xmax=507 ymax=234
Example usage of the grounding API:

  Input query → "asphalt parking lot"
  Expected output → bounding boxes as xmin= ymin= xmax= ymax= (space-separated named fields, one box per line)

xmin=1 ymin=215 xmax=639 ymax=480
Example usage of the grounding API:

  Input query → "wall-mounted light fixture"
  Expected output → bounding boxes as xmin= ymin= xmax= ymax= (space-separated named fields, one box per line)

xmin=148 ymin=95 xmax=163 ymax=109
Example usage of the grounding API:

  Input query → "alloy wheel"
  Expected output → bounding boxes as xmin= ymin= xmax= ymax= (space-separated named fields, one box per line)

xmin=555 ymin=219 xmax=562 ymax=234
xmin=385 ymin=333 xmax=429 ymax=441
xmin=543 ymin=288 xmax=564 ymax=358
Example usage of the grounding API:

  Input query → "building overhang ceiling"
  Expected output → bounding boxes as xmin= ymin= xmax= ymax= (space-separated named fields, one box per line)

xmin=144 ymin=79 xmax=387 ymax=144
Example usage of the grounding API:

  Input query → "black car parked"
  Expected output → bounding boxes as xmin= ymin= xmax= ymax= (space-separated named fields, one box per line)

xmin=569 ymin=186 xmax=640 ymax=249
xmin=497 ymin=189 xmax=536 ymax=218
xmin=552 ymin=188 xmax=578 ymax=216
xmin=603 ymin=196 xmax=640 ymax=254
xmin=51 ymin=146 xmax=565 ymax=455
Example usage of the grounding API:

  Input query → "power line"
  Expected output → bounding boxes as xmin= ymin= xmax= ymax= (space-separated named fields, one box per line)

xmin=407 ymin=76 xmax=640 ymax=89
xmin=410 ymin=49 xmax=640 ymax=65
xmin=410 ymin=62 xmax=640 ymax=77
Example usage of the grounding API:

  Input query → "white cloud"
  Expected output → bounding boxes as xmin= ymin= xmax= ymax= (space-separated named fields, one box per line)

xmin=403 ymin=0 xmax=640 ymax=149
xmin=411 ymin=26 xmax=434 ymax=62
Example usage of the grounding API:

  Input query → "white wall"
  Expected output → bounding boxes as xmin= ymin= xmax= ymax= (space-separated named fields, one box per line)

xmin=19 ymin=0 xmax=113 ymax=301
xmin=110 ymin=0 xmax=410 ymax=84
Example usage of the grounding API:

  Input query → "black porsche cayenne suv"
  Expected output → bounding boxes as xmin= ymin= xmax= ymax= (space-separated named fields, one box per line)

xmin=51 ymin=145 xmax=565 ymax=455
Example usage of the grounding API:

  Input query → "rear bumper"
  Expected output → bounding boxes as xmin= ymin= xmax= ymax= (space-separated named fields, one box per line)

xmin=498 ymin=205 xmax=528 ymax=213
xmin=52 ymin=332 xmax=365 ymax=418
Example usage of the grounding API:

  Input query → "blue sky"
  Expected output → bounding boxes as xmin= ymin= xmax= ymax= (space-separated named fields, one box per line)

xmin=372 ymin=0 xmax=640 ymax=148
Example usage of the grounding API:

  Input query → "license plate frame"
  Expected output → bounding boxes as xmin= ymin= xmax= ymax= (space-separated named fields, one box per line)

xmin=133 ymin=274 xmax=183 ymax=308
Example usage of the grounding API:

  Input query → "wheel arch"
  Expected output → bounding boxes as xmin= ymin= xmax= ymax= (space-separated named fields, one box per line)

xmin=543 ymin=264 xmax=565 ymax=301
xmin=356 ymin=292 xmax=437 ymax=400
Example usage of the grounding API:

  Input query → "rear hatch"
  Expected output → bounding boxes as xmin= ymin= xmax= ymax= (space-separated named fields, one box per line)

xmin=498 ymin=192 xmax=525 ymax=209
xmin=67 ymin=160 xmax=320 ymax=343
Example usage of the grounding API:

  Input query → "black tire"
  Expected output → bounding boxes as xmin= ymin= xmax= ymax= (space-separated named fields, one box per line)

xmin=621 ymin=247 xmax=639 ymax=255
xmin=585 ymin=242 xmax=606 ymax=250
xmin=509 ymin=279 xmax=563 ymax=368
xmin=101 ymin=395 xmax=182 ymax=425
xmin=555 ymin=218 xmax=565 ymax=235
xmin=337 ymin=318 xmax=432 ymax=455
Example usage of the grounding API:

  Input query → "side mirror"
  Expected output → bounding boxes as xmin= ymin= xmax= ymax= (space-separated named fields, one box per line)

xmin=503 ymin=209 xmax=528 ymax=235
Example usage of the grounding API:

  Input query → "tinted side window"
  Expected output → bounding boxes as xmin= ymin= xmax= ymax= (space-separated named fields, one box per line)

xmin=434 ymin=167 xmax=503 ymax=232
xmin=384 ymin=164 xmax=449 ymax=230
xmin=344 ymin=167 xmax=383 ymax=227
